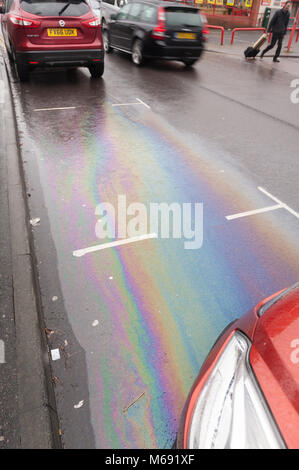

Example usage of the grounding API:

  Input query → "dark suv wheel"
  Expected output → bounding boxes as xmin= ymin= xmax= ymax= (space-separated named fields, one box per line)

xmin=132 ymin=39 xmax=145 ymax=66
xmin=88 ymin=62 xmax=104 ymax=78
xmin=183 ymin=59 xmax=197 ymax=67
xmin=12 ymin=49 xmax=29 ymax=81
xmin=16 ymin=62 xmax=30 ymax=81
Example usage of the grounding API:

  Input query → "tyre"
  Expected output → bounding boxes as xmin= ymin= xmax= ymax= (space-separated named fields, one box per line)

xmin=132 ymin=39 xmax=145 ymax=66
xmin=103 ymin=29 xmax=113 ymax=54
xmin=16 ymin=59 xmax=29 ymax=81
xmin=88 ymin=62 xmax=104 ymax=78
xmin=183 ymin=59 xmax=198 ymax=67
xmin=8 ymin=43 xmax=14 ymax=61
xmin=11 ymin=48 xmax=29 ymax=81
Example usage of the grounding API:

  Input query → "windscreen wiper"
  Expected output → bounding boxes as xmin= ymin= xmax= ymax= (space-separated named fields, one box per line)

xmin=58 ymin=3 xmax=71 ymax=15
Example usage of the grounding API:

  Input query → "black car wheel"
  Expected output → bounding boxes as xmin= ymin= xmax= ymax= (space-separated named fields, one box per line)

xmin=103 ymin=29 xmax=113 ymax=54
xmin=88 ymin=62 xmax=104 ymax=78
xmin=183 ymin=59 xmax=198 ymax=67
xmin=132 ymin=39 xmax=144 ymax=66
xmin=13 ymin=50 xmax=29 ymax=81
xmin=8 ymin=42 xmax=14 ymax=61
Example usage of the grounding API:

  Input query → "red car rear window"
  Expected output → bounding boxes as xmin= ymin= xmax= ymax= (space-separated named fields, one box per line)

xmin=20 ymin=0 xmax=90 ymax=16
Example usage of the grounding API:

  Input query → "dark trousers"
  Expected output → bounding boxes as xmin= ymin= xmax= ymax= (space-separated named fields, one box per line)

xmin=262 ymin=33 xmax=284 ymax=59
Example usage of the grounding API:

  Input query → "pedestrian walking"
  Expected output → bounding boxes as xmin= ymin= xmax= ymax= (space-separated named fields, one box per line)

xmin=260 ymin=1 xmax=291 ymax=62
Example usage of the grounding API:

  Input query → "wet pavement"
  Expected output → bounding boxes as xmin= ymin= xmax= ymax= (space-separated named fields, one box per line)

xmin=3 ymin=44 xmax=299 ymax=448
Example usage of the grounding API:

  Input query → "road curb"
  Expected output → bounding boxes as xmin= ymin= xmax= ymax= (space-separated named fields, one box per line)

xmin=1 ymin=48 xmax=61 ymax=449
xmin=206 ymin=47 xmax=299 ymax=59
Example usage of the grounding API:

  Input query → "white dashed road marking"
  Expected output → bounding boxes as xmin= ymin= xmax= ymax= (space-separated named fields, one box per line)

xmin=33 ymin=106 xmax=77 ymax=112
xmin=258 ymin=186 xmax=299 ymax=219
xmin=0 ymin=340 xmax=5 ymax=364
xmin=73 ymin=233 xmax=158 ymax=258
xmin=112 ymin=98 xmax=150 ymax=109
xmin=226 ymin=186 xmax=299 ymax=221
xmin=226 ymin=204 xmax=282 ymax=220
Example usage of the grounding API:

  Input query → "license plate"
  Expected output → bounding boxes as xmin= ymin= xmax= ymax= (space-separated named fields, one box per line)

xmin=47 ymin=28 xmax=77 ymax=37
xmin=175 ymin=32 xmax=196 ymax=40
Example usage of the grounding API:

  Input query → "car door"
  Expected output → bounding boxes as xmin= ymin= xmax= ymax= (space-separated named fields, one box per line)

xmin=123 ymin=3 xmax=143 ymax=51
xmin=138 ymin=3 xmax=158 ymax=49
xmin=109 ymin=3 xmax=131 ymax=50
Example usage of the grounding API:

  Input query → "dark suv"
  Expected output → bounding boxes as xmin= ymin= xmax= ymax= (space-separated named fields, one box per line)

xmin=103 ymin=0 xmax=207 ymax=66
xmin=0 ymin=0 xmax=104 ymax=81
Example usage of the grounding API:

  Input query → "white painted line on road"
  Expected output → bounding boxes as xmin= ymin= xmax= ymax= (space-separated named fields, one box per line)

xmin=0 ymin=80 xmax=4 ymax=105
xmin=112 ymin=98 xmax=150 ymax=109
xmin=0 ymin=340 xmax=5 ymax=364
xmin=73 ymin=233 xmax=158 ymax=257
xmin=226 ymin=204 xmax=282 ymax=220
xmin=112 ymin=102 xmax=141 ymax=107
xmin=226 ymin=187 xmax=299 ymax=221
xmin=258 ymin=186 xmax=299 ymax=219
xmin=33 ymin=106 xmax=76 ymax=112
xmin=136 ymin=98 xmax=151 ymax=109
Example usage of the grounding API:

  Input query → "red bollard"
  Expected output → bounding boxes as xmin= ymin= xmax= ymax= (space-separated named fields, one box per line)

xmin=287 ymin=10 xmax=299 ymax=52
xmin=207 ymin=25 xmax=224 ymax=46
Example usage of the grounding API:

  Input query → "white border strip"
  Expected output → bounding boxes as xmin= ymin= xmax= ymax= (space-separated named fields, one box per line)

xmin=73 ymin=233 xmax=158 ymax=258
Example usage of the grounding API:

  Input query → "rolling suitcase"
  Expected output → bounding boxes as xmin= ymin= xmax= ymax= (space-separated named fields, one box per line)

xmin=244 ymin=33 xmax=267 ymax=58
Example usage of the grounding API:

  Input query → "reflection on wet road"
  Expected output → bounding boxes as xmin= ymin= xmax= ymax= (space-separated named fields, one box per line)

xmin=8 ymin=52 xmax=299 ymax=448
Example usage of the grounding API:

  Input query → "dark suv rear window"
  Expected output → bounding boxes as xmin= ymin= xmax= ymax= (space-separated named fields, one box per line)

xmin=20 ymin=0 xmax=90 ymax=16
xmin=164 ymin=7 xmax=202 ymax=28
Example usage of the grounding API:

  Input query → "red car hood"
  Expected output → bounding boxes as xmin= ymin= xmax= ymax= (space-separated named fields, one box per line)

xmin=250 ymin=285 xmax=299 ymax=449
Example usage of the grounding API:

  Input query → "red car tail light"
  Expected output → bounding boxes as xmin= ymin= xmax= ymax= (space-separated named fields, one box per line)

xmin=152 ymin=7 xmax=166 ymax=40
xmin=202 ymin=27 xmax=209 ymax=35
xmin=81 ymin=17 xmax=101 ymax=28
xmin=9 ymin=15 xmax=40 ymax=28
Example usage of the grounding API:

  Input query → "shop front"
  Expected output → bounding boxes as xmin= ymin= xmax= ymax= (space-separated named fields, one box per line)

xmin=194 ymin=0 xmax=260 ymax=27
xmin=257 ymin=0 xmax=299 ymax=27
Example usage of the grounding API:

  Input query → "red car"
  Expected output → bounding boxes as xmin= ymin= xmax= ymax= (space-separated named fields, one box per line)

xmin=176 ymin=282 xmax=299 ymax=449
xmin=0 ymin=0 xmax=104 ymax=81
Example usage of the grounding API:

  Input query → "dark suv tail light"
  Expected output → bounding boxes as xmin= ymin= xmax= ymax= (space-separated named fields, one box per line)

xmin=9 ymin=15 xmax=40 ymax=28
xmin=81 ymin=17 xmax=101 ymax=28
xmin=152 ymin=7 xmax=166 ymax=40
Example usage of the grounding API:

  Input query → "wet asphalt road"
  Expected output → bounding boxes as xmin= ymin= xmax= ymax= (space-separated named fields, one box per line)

xmin=6 ymin=47 xmax=299 ymax=448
